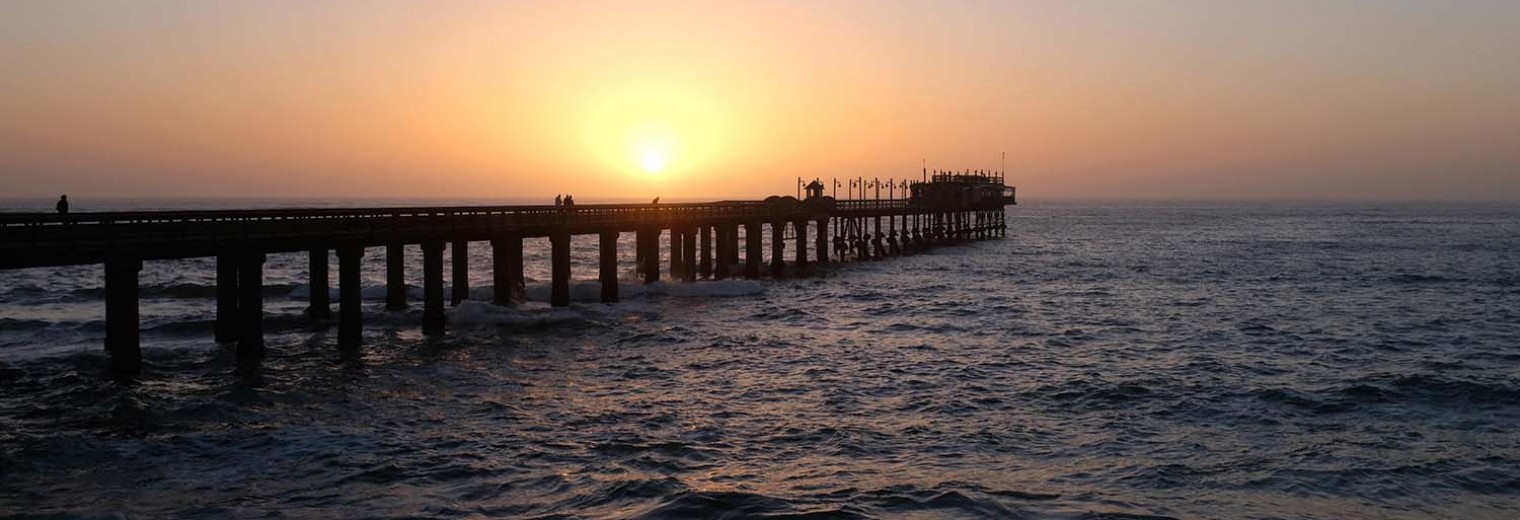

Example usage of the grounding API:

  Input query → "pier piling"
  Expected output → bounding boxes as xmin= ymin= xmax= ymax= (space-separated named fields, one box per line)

xmin=492 ymin=233 xmax=524 ymax=305
xmin=451 ymin=240 xmax=468 ymax=306
xmin=422 ymin=241 xmax=445 ymax=336
xmin=699 ymin=226 xmax=712 ymax=279
xmin=237 ymin=252 xmax=265 ymax=364
xmin=551 ymin=231 xmax=571 ymax=307
xmin=215 ymin=254 xmax=239 ymax=342
xmin=308 ymin=249 xmax=330 ymax=321
xmin=714 ymin=225 xmax=730 ymax=280
xmin=793 ymin=220 xmax=808 ymax=271
xmin=770 ymin=220 xmax=785 ymax=279
xmin=815 ymin=218 xmax=829 ymax=264
xmin=386 ymin=244 xmax=406 ymax=310
xmin=337 ymin=246 xmax=364 ymax=347
xmin=104 ymin=256 xmax=142 ymax=377
xmin=682 ymin=226 xmax=697 ymax=283
xmin=599 ymin=231 xmax=618 ymax=303
xmin=745 ymin=222 xmax=762 ymax=279
xmin=669 ymin=228 xmax=683 ymax=281
xmin=639 ymin=227 xmax=659 ymax=284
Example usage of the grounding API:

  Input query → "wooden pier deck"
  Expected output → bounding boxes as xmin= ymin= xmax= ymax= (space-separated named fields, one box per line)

xmin=0 ymin=196 xmax=1012 ymax=376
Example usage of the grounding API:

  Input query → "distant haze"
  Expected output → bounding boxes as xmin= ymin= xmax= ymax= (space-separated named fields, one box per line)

xmin=2 ymin=1 xmax=1518 ymax=201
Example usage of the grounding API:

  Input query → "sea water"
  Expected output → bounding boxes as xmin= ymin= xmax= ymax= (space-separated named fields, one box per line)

xmin=1 ymin=199 xmax=1517 ymax=519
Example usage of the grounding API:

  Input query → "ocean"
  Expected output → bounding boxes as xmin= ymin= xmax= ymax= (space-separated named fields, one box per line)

xmin=1 ymin=199 xmax=1517 ymax=519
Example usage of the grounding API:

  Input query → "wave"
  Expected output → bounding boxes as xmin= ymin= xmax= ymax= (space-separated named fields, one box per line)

xmin=0 ymin=318 xmax=53 ymax=331
xmin=1249 ymin=372 xmax=1520 ymax=414
xmin=448 ymin=301 xmax=591 ymax=330
xmin=1386 ymin=274 xmax=1465 ymax=284
xmin=68 ymin=282 xmax=303 ymax=300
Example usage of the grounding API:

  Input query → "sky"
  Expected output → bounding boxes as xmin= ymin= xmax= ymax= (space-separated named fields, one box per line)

xmin=2 ymin=0 xmax=1518 ymax=201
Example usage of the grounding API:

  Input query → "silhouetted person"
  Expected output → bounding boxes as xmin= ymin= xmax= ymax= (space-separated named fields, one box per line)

xmin=554 ymin=194 xmax=562 ymax=207
xmin=56 ymin=195 xmax=68 ymax=214
xmin=563 ymin=195 xmax=575 ymax=207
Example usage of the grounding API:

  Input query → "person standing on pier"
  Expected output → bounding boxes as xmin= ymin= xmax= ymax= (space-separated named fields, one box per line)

xmin=563 ymin=195 xmax=575 ymax=207
xmin=554 ymin=194 xmax=563 ymax=206
xmin=56 ymin=195 xmax=69 ymax=214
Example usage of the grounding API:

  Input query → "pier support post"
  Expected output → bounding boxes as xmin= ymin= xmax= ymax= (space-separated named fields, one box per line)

xmin=104 ymin=256 xmax=142 ymax=377
xmin=337 ymin=246 xmax=364 ymax=347
xmin=639 ymin=227 xmax=659 ymax=284
xmin=551 ymin=231 xmax=571 ymax=307
xmin=726 ymin=223 xmax=741 ymax=268
xmin=422 ymin=241 xmax=445 ymax=336
xmin=744 ymin=222 xmax=762 ymax=279
xmin=770 ymin=220 xmax=786 ymax=279
xmin=793 ymin=220 xmax=808 ymax=272
xmin=714 ymin=225 xmax=730 ymax=280
xmin=492 ymin=233 xmax=524 ymax=305
xmin=214 ymin=254 xmax=239 ymax=342
xmin=307 ymin=249 xmax=330 ymax=321
xmin=669 ymin=227 xmax=683 ymax=281
xmin=386 ymin=243 xmax=407 ymax=311
xmin=237 ymin=252 xmax=266 ymax=364
xmin=599 ymin=231 xmax=619 ymax=303
xmin=451 ymin=240 xmax=469 ymax=306
xmin=815 ymin=218 xmax=829 ymax=264
xmin=682 ymin=226 xmax=697 ymax=283
xmin=699 ymin=226 xmax=712 ymax=279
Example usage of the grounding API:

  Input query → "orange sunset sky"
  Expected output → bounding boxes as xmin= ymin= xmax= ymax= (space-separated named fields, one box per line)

xmin=2 ymin=1 xmax=1518 ymax=201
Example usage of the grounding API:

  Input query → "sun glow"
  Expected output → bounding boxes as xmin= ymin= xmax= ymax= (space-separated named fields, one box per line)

xmin=640 ymin=150 xmax=667 ymax=173
xmin=628 ymin=119 xmax=678 ymax=176
xmin=577 ymin=85 xmax=727 ymax=187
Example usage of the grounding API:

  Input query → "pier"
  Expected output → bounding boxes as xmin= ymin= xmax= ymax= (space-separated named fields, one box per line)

xmin=0 ymin=175 xmax=1014 ymax=377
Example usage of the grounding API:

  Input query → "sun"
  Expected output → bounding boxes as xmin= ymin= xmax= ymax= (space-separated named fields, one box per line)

xmin=640 ymin=150 xmax=667 ymax=174
xmin=628 ymin=119 xmax=678 ymax=176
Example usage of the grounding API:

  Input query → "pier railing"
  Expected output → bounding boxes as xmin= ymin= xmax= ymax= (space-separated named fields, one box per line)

xmin=0 ymin=198 xmax=1012 ymax=269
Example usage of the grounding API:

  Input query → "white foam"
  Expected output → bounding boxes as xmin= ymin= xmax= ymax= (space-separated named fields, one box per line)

xmin=639 ymin=279 xmax=765 ymax=298
xmin=447 ymin=301 xmax=588 ymax=329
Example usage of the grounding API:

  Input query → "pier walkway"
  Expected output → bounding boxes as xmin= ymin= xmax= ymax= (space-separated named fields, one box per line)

xmin=1 ymin=196 xmax=1012 ymax=376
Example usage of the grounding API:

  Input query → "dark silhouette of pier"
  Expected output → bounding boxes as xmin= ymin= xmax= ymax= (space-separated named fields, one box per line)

xmin=0 ymin=180 xmax=1014 ymax=377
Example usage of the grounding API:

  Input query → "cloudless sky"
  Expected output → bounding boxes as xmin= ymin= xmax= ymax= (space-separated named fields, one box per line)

xmin=2 ymin=0 xmax=1518 ymax=200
